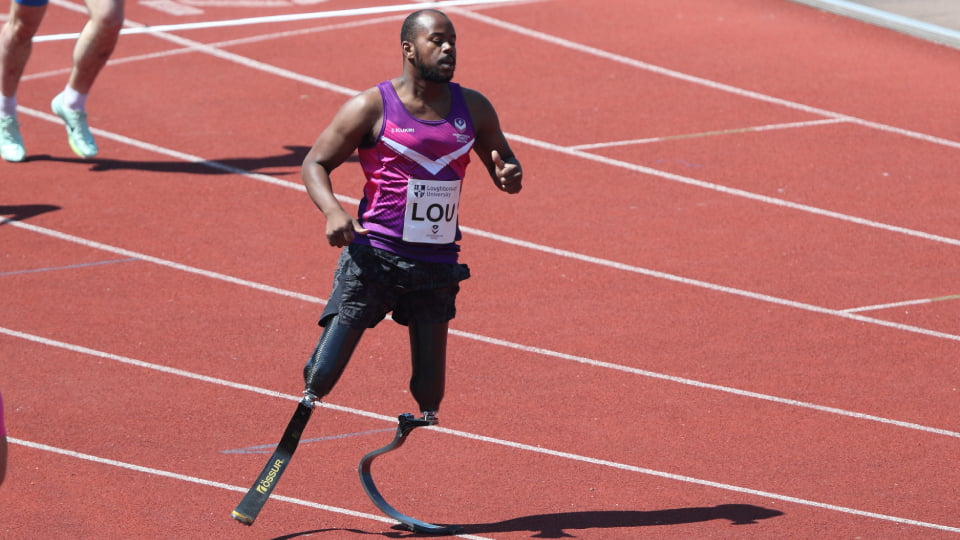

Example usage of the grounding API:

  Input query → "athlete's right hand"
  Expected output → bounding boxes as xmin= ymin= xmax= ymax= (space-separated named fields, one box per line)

xmin=325 ymin=209 xmax=369 ymax=247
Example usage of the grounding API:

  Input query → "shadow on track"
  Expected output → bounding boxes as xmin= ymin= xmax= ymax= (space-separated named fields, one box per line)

xmin=26 ymin=146 xmax=358 ymax=176
xmin=271 ymin=504 xmax=784 ymax=538
xmin=458 ymin=504 xmax=785 ymax=537
xmin=0 ymin=204 xmax=61 ymax=222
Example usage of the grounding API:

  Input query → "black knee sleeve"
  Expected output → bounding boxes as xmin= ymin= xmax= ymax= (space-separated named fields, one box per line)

xmin=303 ymin=316 xmax=365 ymax=399
xmin=408 ymin=321 xmax=448 ymax=413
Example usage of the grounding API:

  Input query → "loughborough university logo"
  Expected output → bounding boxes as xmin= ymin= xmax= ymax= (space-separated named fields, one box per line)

xmin=453 ymin=117 xmax=470 ymax=143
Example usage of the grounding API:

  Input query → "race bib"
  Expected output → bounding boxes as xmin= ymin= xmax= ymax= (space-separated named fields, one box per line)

xmin=403 ymin=178 xmax=462 ymax=244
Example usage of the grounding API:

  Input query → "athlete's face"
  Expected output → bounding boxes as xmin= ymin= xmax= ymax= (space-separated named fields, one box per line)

xmin=409 ymin=14 xmax=457 ymax=83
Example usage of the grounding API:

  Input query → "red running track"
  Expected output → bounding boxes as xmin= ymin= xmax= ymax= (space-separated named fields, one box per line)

xmin=2 ymin=0 xmax=959 ymax=538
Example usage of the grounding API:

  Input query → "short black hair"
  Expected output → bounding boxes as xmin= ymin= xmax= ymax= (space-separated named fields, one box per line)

xmin=400 ymin=9 xmax=447 ymax=42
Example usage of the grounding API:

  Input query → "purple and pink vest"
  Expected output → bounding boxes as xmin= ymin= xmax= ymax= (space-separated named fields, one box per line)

xmin=353 ymin=81 xmax=475 ymax=263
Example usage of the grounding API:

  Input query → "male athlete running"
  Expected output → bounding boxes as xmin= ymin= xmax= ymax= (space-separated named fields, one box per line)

xmin=231 ymin=10 xmax=522 ymax=527
xmin=300 ymin=8 xmax=523 ymax=421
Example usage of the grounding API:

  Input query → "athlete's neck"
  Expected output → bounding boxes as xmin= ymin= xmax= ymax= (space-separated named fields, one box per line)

xmin=392 ymin=76 xmax=451 ymax=121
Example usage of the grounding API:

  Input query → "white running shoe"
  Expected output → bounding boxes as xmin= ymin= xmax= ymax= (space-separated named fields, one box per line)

xmin=51 ymin=93 xmax=98 ymax=158
xmin=0 ymin=115 xmax=26 ymax=162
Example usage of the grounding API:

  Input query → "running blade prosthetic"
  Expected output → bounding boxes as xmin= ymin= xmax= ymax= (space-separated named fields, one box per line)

xmin=358 ymin=413 xmax=460 ymax=535
xmin=231 ymin=396 xmax=314 ymax=525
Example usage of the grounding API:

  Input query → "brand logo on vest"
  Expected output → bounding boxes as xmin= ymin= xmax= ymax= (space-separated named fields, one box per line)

xmin=454 ymin=118 xmax=467 ymax=132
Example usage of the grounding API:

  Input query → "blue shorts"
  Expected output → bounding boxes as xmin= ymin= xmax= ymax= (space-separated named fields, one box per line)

xmin=15 ymin=0 xmax=49 ymax=7
xmin=320 ymin=244 xmax=470 ymax=328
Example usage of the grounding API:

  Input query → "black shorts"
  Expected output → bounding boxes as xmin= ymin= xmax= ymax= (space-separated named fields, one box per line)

xmin=320 ymin=244 xmax=470 ymax=328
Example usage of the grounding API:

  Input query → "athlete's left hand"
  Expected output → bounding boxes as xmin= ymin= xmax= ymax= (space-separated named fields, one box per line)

xmin=492 ymin=150 xmax=523 ymax=194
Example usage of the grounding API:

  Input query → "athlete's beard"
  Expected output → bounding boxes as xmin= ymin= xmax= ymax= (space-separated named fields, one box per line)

xmin=414 ymin=49 xmax=454 ymax=83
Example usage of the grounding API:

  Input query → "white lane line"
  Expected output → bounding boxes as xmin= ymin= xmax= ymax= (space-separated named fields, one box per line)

xmin=2 ymin=221 xmax=958 ymax=440
xmin=22 ymin=14 xmax=408 ymax=82
xmin=18 ymin=96 xmax=960 ymax=257
xmin=505 ymin=131 xmax=960 ymax=249
xmin=32 ymin=0 xmax=527 ymax=42
xmin=450 ymin=327 xmax=960 ymax=439
xmin=843 ymin=294 xmax=960 ymax=314
xmin=3 ymin=332 xmax=958 ymax=534
xmin=7 ymin=438 xmax=491 ymax=539
xmin=20 ymin=6 xmax=960 ymax=255
xmin=6 ymin=210 xmax=960 ymax=346
xmin=431 ymin=429 xmax=960 ymax=534
xmin=220 ymin=428 xmax=397 ymax=454
xmin=42 ymin=0 xmax=960 ymax=156
xmin=451 ymin=7 xmax=960 ymax=151
xmin=7 ymin=0 xmax=958 ymax=428
xmin=0 ymin=257 xmax=138 ymax=277
xmin=459 ymin=223 xmax=960 ymax=343
xmin=1 ymin=216 xmax=326 ymax=305
xmin=32 ymin=21 xmax=960 ymax=257
xmin=9 ymin=6 xmax=960 ymax=532
xmin=569 ymin=118 xmax=849 ymax=150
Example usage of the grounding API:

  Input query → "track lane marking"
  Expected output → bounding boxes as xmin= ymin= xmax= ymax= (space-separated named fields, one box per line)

xmin=5 ymin=2 xmax=952 ymax=532
xmin=220 ymin=428 xmax=396 ymax=454
xmin=451 ymin=6 xmax=960 ymax=151
xmin=7 ymin=437 xmax=490 ymax=539
xmin=0 ymin=257 xmax=138 ymax=277
xmin=33 ymin=0 xmax=531 ymax=41
xmin=449 ymin=327 xmax=960 ymax=439
xmin=3 ymin=331 xmax=958 ymax=533
xmin=20 ymin=3 xmax=960 ymax=254
xmin=1 ymin=230 xmax=958 ymax=439
xmin=568 ymin=118 xmax=849 ymax=150
xmin=5 ymin=210 xmax=960 ymax=344
xmin=19 ymin=37 xmax=960 ymax=253
xmin=22 ymin=13 xmax=408 ymax=83
xmin=843 ymin=294 xmax=960 ymax=314
xmin=504 ymin=131 xmax=960 ymax=249
xmin=2 ymin=215 xmax=327 ymax=304
xmin=15 ymin=103 xmax=960 ymax=309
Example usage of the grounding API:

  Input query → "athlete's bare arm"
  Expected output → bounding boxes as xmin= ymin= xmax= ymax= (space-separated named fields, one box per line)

xmin=464 ymin=88 xmax=523 ymax=194
xmin=302 ymin=88 xmax=383 ymax=246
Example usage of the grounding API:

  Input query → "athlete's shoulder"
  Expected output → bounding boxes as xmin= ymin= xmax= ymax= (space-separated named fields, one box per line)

xmin=335 ymin=85 xmax=384 ymax=125
xmin=351 ymin=84 xmax=386 ymax=110
xmin=458 ymin=86 xmax=499 ymax=131
xmin=456 ymin=85 xmax=493 ymax=108
xmin=456 ymin=84 xmax=484 ymax=101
